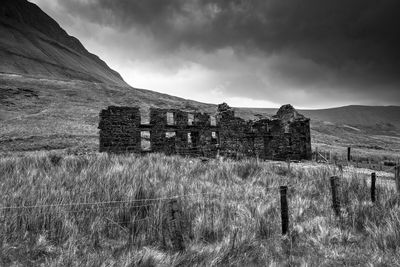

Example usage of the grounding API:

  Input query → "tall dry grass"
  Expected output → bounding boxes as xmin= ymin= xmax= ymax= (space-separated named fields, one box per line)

xmin=0 ymin=152 xmax=399 ymax=266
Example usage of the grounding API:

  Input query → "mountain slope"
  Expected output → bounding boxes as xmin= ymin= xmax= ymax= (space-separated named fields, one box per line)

xmin=0 ymin=0 xmax=127 ymax=86
xmin=0 ymin=0 xmax=214 ymax=152
xmin=0 ymin=73 xmax=215 ymax=152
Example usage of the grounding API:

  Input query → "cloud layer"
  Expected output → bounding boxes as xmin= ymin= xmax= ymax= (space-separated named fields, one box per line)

xmin=31 ymin=0 xmax=400 ymax=108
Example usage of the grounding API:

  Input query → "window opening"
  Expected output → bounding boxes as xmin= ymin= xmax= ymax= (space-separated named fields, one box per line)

xmin=187 ymin=132 xmax=192 ymax=144
xmin=191 ymin=132 xmax=200 ymax=147
xmin=284 ymin=125 xmax=290 ymax=134
xmin=140 ymin=108 xmax=150 ymax=124
xmin=211 ymin=131 xmax=218 ymax=144
xmin=166 ymin=131 xmax=176 ymax=138
xmin=167 ymin=112 xmax=174 ymax=125
xmin=188 ymin=113 xmax=194 ymax=126
xmin=141 ymin=131 xmax=151 ymax=151
xmin=210 ymin=116 xmax=217 ymax=126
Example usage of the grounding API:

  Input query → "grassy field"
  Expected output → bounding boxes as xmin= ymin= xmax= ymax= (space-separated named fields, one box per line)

xmin=1 ymin=152 xmax=399 ymax=266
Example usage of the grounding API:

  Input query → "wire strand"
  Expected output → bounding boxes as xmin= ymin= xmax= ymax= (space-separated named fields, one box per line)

xmin=0 ymin=192 xmax=223 ymax=211
xmin=2 ymin=166 xmax=393 ymax=212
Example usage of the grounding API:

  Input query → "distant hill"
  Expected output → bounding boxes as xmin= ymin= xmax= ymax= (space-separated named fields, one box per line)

xmin=238 ymin=106 xmax=400 ymax=129
xmin=301 ymin=106 xmax=400 ymax=128
xmin=0 ymin=0 xmax=127 ymax=86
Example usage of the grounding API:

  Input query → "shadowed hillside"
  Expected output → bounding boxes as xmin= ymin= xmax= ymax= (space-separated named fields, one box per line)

xmin=0 ymin=0 xmax=126 ymax=86
xmin=0 ymin=0 xmax=214 ymax=152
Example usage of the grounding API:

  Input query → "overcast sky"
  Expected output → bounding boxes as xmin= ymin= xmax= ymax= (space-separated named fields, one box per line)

xmin=30 ymin=0 xmax=400 ymax=109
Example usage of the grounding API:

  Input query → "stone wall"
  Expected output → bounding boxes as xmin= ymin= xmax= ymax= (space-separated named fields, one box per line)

xmin=98 ymin=103 xmax=312 ymax=161
xmin=99 ymin=106 xmax=141 ymax=153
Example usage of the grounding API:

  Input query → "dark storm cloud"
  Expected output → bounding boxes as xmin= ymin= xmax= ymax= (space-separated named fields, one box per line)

xmin=43 ymin=0 xmax=400 ymax=106
xmin=59 ymin=0 xmax=400 ymax=61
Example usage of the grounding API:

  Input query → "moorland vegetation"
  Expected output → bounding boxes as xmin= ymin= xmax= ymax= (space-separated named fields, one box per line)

xmin=0 ymin=152 xmax=399 ymax=266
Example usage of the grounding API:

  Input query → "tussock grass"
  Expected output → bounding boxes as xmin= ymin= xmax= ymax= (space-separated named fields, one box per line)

xmin=0 ymin=152 xmax=399 ymax=266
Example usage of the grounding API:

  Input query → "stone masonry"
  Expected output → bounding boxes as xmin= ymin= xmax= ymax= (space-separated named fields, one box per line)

xmin=98 ymin=103 xmax=312 ymax=161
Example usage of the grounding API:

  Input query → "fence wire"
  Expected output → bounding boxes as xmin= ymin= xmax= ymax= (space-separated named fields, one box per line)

xmin=0 ymin=161 xmax=397 ymax=240
xmin=0 ymin=165 xmax=366 ymax=212
xmin=0 ymin=192 xmax=224 ymax=211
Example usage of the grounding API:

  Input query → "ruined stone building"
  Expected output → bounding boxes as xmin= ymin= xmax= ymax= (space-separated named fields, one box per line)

xmin=98 ymin=103 xmax=312 ymax=161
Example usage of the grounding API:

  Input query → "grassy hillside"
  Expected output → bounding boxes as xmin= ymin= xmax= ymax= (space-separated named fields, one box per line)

xmin=302 ymin=106 xmax=400 ymax=128
xmin=238 ymin=106 xmax=400 ymax=129
xmin=0 ymin=152 xmax=399 ymax=266
xmin=0 ymin=74 xmax=214 ymax=153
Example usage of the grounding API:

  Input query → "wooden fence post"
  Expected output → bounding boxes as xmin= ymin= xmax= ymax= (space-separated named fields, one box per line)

xmin=371 ymin=172 xmax=376 ymax=203
xmin=347 ymin=147 xmax=351 ymax=162
xmin=315 ymin=147 xmax=319 ymax=162
xmin=168 ymin=199 xmax=185 ymax=251
xmin=395 ymin=166 xmax=400 ymax=194
xmin=330 ymin=176 xmax=341 ymax=217
xmin=230 ymin=227 xmax=238 ymax=251
xmin=280 ymin=186 xmax=289 ymax=235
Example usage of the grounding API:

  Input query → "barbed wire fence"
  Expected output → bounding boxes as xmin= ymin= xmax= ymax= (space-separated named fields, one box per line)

xmin=1 ymin=161 xmax=399 ymax=251
xmin=313 ymin=145 xmax=400 ymax=172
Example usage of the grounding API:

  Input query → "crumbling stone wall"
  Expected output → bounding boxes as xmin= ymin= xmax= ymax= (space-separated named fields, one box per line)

xmin=99 ymin=106 xmax=141 ymax=153
xmin=98 ymin=103 xmax=312 ymax=161
xmin=216 ymin=103 xmax=311 ymax=160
